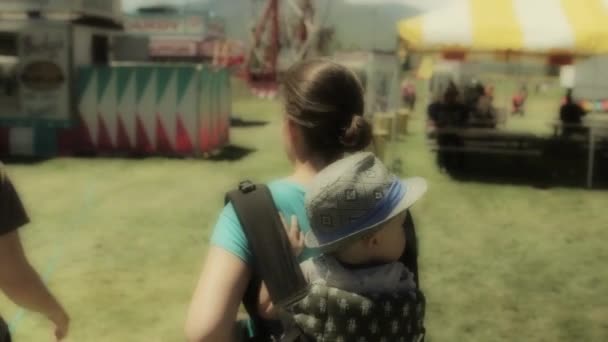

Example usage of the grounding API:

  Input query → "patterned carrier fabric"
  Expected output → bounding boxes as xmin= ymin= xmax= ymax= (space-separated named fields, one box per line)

xmin=288 ymin=284 xmax=426 ymax=342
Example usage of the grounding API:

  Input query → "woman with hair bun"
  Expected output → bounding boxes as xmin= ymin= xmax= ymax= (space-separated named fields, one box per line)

xmin=185 ymin=59 xmax=374 ymax=342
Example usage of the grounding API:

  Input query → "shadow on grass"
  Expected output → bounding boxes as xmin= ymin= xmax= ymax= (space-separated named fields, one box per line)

xmin=442 ymin=157 xmax=608 ymax=190
xmin=209 ymin=145 xmax=256 ymax=161
xmin=450 ymin=173 xmax=608 ymax=190
xmin=2 ymin=145 xmax=256 ymax=163
xmin=230 ymin=116 xmax=269 ymax=128
xmin=74 ymin=144 xmax=257 ymax=162
xmin=0 ymin=156 xmax=52 ymax=165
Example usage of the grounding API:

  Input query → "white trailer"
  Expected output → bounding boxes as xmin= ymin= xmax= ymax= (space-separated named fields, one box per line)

xmin=0 ymin=1 xmax=122 ymax=155
xmin=571 ymin=56 xmax=608 ymax=112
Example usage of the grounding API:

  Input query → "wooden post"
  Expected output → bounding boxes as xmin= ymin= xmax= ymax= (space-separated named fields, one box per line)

xmin=372 ymin=129 xmax=389 ymax=161
xmin=372 ymin=112 xmax=396 ymax=162
xmin=587 ymin=126 xmax=595 ymax=189
xmin=396 ymin=108 xmax=410 ymax=135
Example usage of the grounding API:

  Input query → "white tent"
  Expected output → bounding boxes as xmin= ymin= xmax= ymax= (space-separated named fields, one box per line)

xmin=398 ymin=0 xmax=608 ymax=56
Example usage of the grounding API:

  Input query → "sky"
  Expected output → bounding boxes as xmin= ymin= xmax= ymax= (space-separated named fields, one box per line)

xmin=122 ymin=0 xmax=608 ymax=12
xmin=122 ymin=0 xmax=188 ymax=11
xmin=344 ymin=0 xmax=457 ymax=10
xmin=122 ymin=0 xmax=457 ymax=12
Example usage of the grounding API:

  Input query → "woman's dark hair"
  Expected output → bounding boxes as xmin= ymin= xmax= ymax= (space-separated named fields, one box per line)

xmin=281 ymin=59 xmax=373 ymax=162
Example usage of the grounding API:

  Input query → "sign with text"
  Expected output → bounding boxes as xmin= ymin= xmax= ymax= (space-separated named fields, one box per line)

xmin=17 ymin=22 xmax=70 ymax=121
xmin=125 ymin=15 xmax=206 ymax=36
xmin=0 ymin=0 xmax=72 ymax=12
xmin=0 ymin=0 xmax=122 ymax=22
xmin=78 ymin=0 xmax=122 ymax=21
xmin=149 ymin=38 xmax=198 ymax=57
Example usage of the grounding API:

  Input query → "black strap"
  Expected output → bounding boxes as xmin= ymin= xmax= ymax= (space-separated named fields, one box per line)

xmin=401 ymin=210 xmax=421 ymax=288
xmin=401 ymin=210 xmax=425 ymax=342
xmin=226 ymin=181 xmax=310 ymax=341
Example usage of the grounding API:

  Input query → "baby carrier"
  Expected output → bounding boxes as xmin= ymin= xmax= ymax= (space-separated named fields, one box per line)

xmin=227 ymin=181 xmax=426 ymax=342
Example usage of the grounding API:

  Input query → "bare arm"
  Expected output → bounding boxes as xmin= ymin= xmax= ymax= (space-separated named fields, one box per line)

xmin=185 ymin=246 xmax=251 ymax=342
xmin=0 ymin=230 xmax=69 ymax=340
xmin=257 ymin=282 xmax=277 ymax=320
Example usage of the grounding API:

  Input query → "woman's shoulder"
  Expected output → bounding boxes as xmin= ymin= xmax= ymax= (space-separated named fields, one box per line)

xmin=211 ymin=178 xmax=309 ymax=264
xmin=267 ymin=178 xmax=305 ymax=190
xmin=266 ymin=178 xmax=306 ymax=202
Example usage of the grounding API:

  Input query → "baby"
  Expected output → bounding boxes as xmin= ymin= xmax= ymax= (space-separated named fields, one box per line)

xmin=259 ymin=151 xmax=427 ymax=317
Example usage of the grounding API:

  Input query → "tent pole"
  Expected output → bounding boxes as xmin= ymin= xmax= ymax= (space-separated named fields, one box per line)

xmin=587 ymin=126 xmax=595 ymax=188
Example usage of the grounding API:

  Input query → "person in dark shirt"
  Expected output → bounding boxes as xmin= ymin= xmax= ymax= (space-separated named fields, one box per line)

xmin=443 ymin=83 xmax=469 ymax=127
xmin=427 ymin=94 xmax=443 ymax=123
xmin=559 ymin=89 xmax=587 ymax=137
xmin=0 ymin=163 xmax=69 ymax=341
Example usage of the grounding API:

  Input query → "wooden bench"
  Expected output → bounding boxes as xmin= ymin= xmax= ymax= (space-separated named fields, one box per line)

xmin=432 ymin=128 xmax=546 ymax=157
xmin=431 ymin=145 xmax=543 ymax=156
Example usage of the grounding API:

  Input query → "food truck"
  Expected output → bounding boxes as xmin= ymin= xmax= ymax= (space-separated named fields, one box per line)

xmin=0 ymin=1 xmax=230 ymax=157
xmin=0 ymin=1 xmax=120 ymax=156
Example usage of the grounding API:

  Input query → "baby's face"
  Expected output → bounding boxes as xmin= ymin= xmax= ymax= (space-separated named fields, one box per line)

xmin=333 ymin=211 xmax=408 ymax=266
xmin=372 ymin=212 xmax=408 ymax=262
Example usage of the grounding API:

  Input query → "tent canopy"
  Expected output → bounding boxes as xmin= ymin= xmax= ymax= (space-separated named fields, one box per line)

xmin=398 ymin=0 xmax=608 ymax=56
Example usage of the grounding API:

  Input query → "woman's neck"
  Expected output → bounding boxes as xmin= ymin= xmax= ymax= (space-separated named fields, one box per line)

xmin=288 ymin=156 xmax=328 ymax=185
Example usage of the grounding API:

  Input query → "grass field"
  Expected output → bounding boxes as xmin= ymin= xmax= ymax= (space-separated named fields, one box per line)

xmin=1 ymin=78 xmax=607 ymax=341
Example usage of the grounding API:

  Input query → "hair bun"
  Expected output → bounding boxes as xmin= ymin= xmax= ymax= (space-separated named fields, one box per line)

xmin=340 ymin=115 xmax=372 ymax=152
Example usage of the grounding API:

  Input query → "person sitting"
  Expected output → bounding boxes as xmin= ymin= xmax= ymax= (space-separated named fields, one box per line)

xmin=485 ymin=84 xmax=495 ymax=101
xmin=443 ymin=83 xmax=469 ymax=127
xmin=471 ymin=85 xmax=496 ymax=128
xmin=512 ymin=85 xmax=528 ymax=116
xmin=401 ymin=79 xmax=417 ymax=110
xmin=427 ymin=94 xmax=443 ymax=123
xmin=559 ymin=89 xmax=587 ymax=137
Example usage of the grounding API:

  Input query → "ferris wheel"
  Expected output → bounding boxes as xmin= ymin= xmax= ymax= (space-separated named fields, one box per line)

xmin=245 ymin=0 xmax=332 ymax=98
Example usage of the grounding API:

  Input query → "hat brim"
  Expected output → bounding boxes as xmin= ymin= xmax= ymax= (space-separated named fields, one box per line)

xmin=304 ymin=177 xmax=428 ymax=253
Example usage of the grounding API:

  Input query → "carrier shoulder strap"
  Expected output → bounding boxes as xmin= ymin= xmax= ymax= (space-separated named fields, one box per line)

xmin=226 ymin=181 xmax=310 ymax=341
xmin=402 ymin=210 xmax=421 ymax=288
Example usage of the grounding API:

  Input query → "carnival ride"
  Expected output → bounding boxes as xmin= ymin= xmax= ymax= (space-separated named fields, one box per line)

xmin=244 ymin=0 xmax=333 ymax=98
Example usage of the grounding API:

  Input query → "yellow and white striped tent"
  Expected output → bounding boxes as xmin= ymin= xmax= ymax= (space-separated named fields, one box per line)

xmin=398 ymin=0 xmax=608 ymax=56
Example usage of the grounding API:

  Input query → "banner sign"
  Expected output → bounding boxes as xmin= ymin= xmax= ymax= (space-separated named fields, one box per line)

xmin=0 ymin=0 xmax=122 ymax=22
xmin=17 ymin=23 xmax=70 ymax=121
xmin=125 ymin=15 xmax=206 ymax=36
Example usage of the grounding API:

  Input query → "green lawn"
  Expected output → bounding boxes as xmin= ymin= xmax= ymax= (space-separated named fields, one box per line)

xmin=1 ymin=79 xmax=607 ymax=341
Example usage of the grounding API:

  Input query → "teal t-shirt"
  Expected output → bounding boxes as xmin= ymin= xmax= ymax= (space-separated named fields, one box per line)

xmin=210 ymin=179 xmax=319 ymax=265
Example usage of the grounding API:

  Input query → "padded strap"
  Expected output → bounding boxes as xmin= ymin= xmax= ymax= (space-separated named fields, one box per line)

xmin=226 ymin=181 xmax=310 ymax=341
xmin=402 ymin=210 xmax=420 ymax=288
xmin=402 ymin=210 xmax=425 ymax=342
